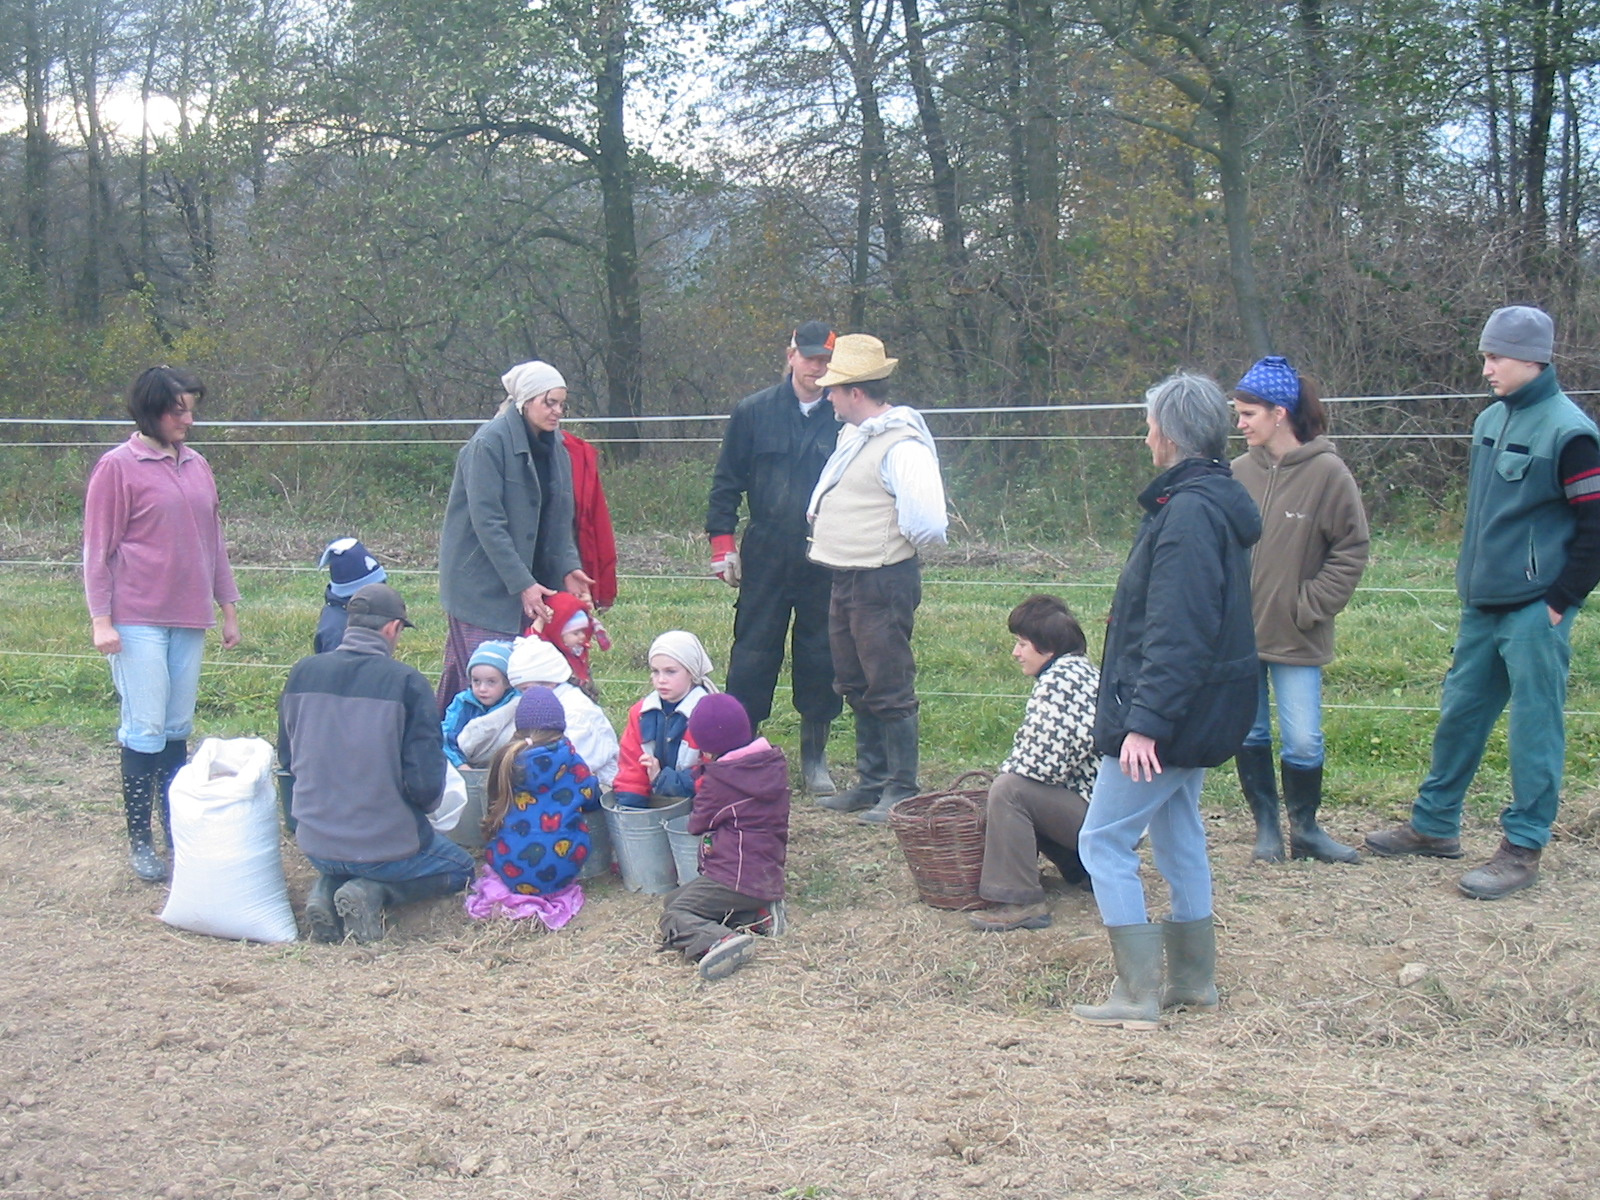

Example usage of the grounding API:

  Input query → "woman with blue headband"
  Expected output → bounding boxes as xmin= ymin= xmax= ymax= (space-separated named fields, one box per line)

xmin=1230 ymin=357 xmax=1370 ymax=864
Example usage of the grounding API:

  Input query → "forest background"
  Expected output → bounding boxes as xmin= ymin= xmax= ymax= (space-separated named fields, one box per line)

xmin=3 ymin=0 xmax=1600 ymax=539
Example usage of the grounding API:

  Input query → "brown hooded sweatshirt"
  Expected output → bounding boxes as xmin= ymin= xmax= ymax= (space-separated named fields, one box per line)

xmin=1230 ymin=436 xmax=1370 ymax=666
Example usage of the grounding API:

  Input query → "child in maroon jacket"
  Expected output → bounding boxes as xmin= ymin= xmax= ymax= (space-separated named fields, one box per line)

xmin=659 ymin=694 xmax=790 ymax=981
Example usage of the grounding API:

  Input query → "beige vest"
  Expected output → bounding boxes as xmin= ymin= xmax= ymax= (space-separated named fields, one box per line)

xmin=809 ymin=424 xmax=920 ymax=569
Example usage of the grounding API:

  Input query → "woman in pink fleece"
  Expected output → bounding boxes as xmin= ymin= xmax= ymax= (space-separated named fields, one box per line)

xmin=83 ymin=367 xmax=241 ymax=882
xmin=658 ymin=693 xmax=790 ymax=981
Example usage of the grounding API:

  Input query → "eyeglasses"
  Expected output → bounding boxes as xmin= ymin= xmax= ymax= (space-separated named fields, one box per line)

xmin=533 ymin=394 xmax=566 ymax=411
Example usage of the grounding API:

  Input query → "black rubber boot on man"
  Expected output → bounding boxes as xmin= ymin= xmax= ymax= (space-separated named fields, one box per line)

xmin=860 ymin=714 xmax=920 ymax=825
xmin=819 ymin=710 xmax=884 ymax=812
xmin=800 ymin=716 xmax=837 ymax=796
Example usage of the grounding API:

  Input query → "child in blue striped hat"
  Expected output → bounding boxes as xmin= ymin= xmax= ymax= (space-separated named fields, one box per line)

xmin=441 ymin=640 xmax=518 ymax=766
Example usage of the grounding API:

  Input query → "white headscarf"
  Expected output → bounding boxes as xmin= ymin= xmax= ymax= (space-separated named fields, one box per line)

xmin=507 ymin=636 xmax=571 ymax=688
xmin=501 ymin=361 xmax=567 ymax=412
xmin=648 ymin=631 xmax=718 ymax=692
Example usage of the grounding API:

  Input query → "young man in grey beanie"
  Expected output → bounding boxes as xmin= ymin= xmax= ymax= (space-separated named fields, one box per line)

xmin=1367 ymin=305 xmax=1600 ymax=898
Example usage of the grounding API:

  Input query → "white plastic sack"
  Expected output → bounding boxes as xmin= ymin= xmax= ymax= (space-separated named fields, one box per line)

xmin=431 ymin=765 xmax=468 ymax=833
xmin=159 ymin=737 xmax=298 ymax=943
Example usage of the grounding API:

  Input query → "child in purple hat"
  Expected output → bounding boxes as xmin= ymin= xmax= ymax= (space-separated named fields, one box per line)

xmin=659 ymin=693 xmax=791 ymax=981
xmin=314 ymin=537 xmax=387 ymax=653
xmin=479 ymin=686 xmax=601 ymax=901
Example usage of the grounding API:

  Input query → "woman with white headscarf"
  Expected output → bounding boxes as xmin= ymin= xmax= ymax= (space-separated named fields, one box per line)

xmin=436 ymin=361 xmax=593 ymax=710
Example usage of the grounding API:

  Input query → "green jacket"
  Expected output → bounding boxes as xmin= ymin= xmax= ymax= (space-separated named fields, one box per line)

xmin=1457 ymin=366 xmax=1598 ymax=609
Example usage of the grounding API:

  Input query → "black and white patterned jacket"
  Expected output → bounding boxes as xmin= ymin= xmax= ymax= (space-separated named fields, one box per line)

xmin=1000 ymin=654 xmax=1099 ymax=797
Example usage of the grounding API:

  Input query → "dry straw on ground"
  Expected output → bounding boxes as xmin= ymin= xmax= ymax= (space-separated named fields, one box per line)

xmin=1 ymin=728 xmax=1597 ymax=1200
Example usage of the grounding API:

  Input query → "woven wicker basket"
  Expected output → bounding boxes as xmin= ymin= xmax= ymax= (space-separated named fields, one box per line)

xmin=888 ymin=771 xmax=992 ymax=911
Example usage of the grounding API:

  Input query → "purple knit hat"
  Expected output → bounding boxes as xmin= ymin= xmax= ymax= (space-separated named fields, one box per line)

xmin=687 ymin=694 xmax=752 ymax=757
xmin=515 ymin=686 xmax=566 ymax=732
xmin=1235 ymin=356 xmax=1301 ymax=412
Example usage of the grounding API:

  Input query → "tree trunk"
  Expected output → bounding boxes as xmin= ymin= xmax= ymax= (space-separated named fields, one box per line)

xmin=594 ymin=0 xmax=643 ymax=459
xmin=900 ymin=0 xmax=975 ymax=379
xmin=20 ymin=0 xmax=52 ymax=286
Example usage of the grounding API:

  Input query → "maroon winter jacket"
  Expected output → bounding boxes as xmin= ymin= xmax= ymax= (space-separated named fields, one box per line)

xmin=688 ymin=739 xmax=790 ymax=901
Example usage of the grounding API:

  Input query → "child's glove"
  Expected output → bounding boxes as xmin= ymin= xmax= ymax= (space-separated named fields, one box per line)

xmin=710 ymin=534 xmax=741 ymax=588
xmin=592 ymin=615 xmax=612 ymax=652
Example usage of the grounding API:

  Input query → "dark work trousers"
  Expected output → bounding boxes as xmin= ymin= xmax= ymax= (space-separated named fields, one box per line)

xmin=979 ymin=771 xmax=1089 ymax=905
xmin=725 ymin=534 xmax=841 ymax=727
xmin=659 ymin=876 xmax=768 ymax=960
xmin=829 ymin=557 xmax=922 ymax=721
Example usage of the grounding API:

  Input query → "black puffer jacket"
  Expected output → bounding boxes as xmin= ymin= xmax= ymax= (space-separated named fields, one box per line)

xmin=705 ymin=376 xmax=839 ymax=552
xmin=1094 ymin=458 xmax=1262 ymax=768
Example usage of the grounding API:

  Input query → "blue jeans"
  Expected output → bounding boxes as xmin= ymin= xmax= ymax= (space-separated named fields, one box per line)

xmin=1243 ymin=662 xmax=1324 ymax=768
xmin=1413 ymin=602 xmax=1574 ymax=849
xmin=306 ymin=833 xmax=475 ymax=894
xmin=108 ymin=625 xmax=207 ymax=754
xmin=1078 ymin=756 xmax=1212 ymax=928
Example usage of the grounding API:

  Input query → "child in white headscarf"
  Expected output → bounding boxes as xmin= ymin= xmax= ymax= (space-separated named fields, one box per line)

xmin=613 ymin=631 xmax=718 ymax=808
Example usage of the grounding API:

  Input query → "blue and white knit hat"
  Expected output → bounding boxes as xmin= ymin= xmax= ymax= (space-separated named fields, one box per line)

xmin=319 ymin=537 xmax=387 ymax=598
xmin=1235 ymin=356 xmax=1301 ymax=412
xmin=468 ymin=640 xmax=514 ymax=681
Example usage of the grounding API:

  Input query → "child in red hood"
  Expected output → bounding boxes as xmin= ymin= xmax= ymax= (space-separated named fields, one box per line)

xmin=659 ymin=693 xmax=790 ymax=981
xmin=528 ymin=591 xmax=609 ymax=700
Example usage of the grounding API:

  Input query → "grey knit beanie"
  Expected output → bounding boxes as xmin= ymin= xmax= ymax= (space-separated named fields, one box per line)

xmin=1479 ymin=306 xmax=1554 ymax=364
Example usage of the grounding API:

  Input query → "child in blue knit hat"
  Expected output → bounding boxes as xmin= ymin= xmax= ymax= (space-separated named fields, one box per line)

xmin=441 ymin=640 xmax=517 ymax=766
xmin=314 ymin=537 xmax=387 ymax=653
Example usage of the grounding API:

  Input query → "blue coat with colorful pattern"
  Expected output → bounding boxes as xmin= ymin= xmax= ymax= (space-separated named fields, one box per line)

xmin=485 ymin=737 xmax=601 ymax=895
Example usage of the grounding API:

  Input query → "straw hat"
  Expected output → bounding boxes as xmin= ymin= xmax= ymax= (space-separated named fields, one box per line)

xmin=816 ymin=335 xmax=898 ymax=388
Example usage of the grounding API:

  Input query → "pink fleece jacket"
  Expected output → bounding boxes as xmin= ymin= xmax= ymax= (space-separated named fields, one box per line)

xmin=82 ymin=434 xmax=240 ymax=628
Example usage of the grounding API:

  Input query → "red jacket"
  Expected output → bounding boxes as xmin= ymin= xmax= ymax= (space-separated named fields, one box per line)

xmin=563 ymin=431 xmax=618 ymax=609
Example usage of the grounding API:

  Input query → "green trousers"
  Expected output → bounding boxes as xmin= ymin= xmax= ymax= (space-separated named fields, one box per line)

xmin=1413 ymin=601 xmax=1574 ymax=849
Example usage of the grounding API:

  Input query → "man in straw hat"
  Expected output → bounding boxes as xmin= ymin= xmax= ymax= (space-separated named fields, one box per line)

xmin=1366 ymin=305 xmax=1600 ymax=899
xmin=706 ymin=322 xmax=845 ymax=796
xmin=805 ymin=334 xmax=948 ymax=824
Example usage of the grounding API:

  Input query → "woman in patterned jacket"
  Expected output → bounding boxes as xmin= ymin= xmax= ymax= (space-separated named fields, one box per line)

xmin=969 ymin=595 xmax=1100 ymax=933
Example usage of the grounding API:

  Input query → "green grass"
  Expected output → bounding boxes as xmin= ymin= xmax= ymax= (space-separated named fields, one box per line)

xmin=6 ymin=527 xmax=1599 ymax=826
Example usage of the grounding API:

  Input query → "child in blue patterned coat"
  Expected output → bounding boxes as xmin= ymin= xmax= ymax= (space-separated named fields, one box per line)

xmin=481 ymin=687 xmax=601 ymax=896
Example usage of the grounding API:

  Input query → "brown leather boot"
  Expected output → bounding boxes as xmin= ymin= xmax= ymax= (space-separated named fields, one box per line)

xmin=1458 ymin=838 xmax=1541 ymax=900
xmin=1363 ymin=823 xmax=1462 ymax=859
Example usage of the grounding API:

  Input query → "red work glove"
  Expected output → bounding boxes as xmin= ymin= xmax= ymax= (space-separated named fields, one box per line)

xmin=711 ymin=534 xmax=741 ymax=588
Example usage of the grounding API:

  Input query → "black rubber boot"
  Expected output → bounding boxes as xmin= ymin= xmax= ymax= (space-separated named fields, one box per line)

xmin=1282 ymin=762 xmax=1360 ymax=864
xmin=120 ymin=747 xmax=168 ymax=882
xmin=800 ymin=716 xmax=837 ymax=796
xmin=154 ymin=739 xmax=188 ymax=852
xmin=819 ymin=710 xmax=885 ymax=813
xmin=1234 ymin=745 xmax=1285 ymax=863
xmin=860 ymin=714 xmax=920 ymax=825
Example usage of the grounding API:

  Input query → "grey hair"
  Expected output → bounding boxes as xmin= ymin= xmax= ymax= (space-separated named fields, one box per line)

xmin=1145 ymin=372 xmax=1232 ymax=461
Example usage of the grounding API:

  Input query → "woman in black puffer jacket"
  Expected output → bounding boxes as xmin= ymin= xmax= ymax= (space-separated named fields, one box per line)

xmin=1072 ymin=372 xmax=1261 ymax=1031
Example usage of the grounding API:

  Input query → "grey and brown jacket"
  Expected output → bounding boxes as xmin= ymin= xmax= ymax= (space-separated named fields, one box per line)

xmin=1231 ymin=437 xmax=1369 ymax=667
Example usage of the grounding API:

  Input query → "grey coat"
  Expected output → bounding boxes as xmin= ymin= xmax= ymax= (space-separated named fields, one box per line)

xmin=439 ymin=405 xmax=582 ymax=634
